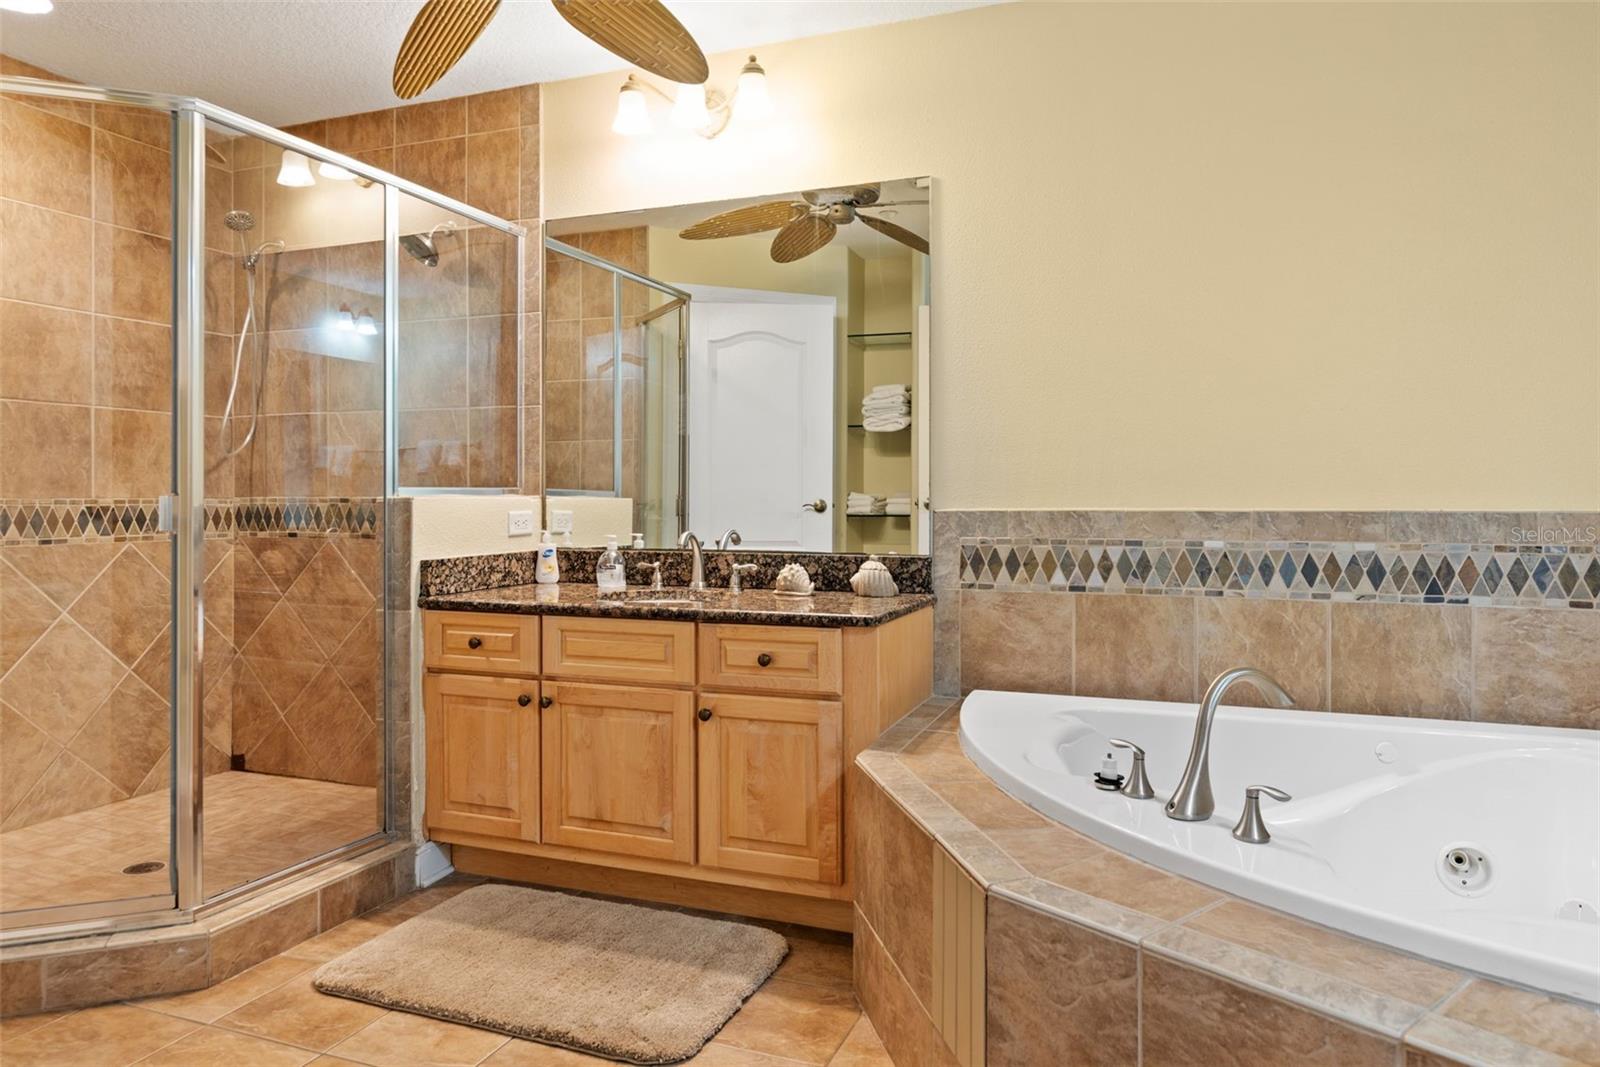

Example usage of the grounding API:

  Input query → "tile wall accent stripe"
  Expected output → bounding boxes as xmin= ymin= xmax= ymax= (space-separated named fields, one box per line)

xmin=0 ymin=498 xmax=383 ymax=543
xmin=958 ymin=537 xmax=1598 ymax=609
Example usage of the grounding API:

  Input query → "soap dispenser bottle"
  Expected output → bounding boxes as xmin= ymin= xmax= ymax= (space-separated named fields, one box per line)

xmin=596 ymin=536 xmax=626 ymax=593
xmin=535 ymin=530 xmax=560 ymax=585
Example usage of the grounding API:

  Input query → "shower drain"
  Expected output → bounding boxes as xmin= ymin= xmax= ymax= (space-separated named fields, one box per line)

xmin=1437 ymin=844 xmax=1491 ymax=897
xmin=122 ymin=861 xmax=165 ymax=875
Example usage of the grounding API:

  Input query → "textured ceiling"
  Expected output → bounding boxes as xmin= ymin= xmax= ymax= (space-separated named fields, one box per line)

xmin=0 ymin=0 xmax=999 ymax=126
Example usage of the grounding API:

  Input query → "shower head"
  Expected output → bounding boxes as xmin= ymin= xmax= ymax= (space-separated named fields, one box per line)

xmin=399 ymin=220 xmax=457 ymax=268
xmin=223 ymin=210 xmax=256 ymax=232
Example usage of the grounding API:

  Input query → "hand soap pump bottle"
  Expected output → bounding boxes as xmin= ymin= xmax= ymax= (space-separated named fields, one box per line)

xmin=596 ymin=536 xmax=626 ymax=593
xmin=535 ymin=530 xmax=560 ymax=585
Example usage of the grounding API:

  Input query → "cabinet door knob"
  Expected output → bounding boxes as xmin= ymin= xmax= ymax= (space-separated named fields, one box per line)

xmin=517 ymin=693 xmax=531 ymax=707
xmin=698 ymin=707 xmax=712 ymax=722
xmin=539 ymin=695 xmax=553 ymax=709
xmin=756 ymin=652 xmax=773 ymax=667
xmin=467 ymin=636 xmax=482 ymax=649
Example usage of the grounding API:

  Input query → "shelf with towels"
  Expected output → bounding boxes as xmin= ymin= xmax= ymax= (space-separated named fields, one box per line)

xmin=847 ymin=331 xmax=912 ymax=347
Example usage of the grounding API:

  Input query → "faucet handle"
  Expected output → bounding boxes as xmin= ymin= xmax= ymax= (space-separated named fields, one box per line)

xmin=1107 ymin=738 xmax=1156 ymax=800
xmin=642 ymin=561 xmax=663 ymax=591
xmin=1232 ymin=784 xmax=1292 ymax=844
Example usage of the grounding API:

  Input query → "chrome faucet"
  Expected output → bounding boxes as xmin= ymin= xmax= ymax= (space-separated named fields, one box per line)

xmin=678 ymin=531 xmax=706 ymax=590
xmin=716 ymin=528 xmax=742 ymax=550
xmin=1166 ymin=667 xmax=1294 ymax=822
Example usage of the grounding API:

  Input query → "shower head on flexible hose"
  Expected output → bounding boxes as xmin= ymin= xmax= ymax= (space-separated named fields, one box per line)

xmin=223 ymin=210 xmax=256 ymax=232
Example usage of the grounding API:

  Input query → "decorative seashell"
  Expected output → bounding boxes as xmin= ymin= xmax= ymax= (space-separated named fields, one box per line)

xmin=850 ymin=556 xmax=899 ymax=597
xmin=773 ymin=562 xmax=815 ymax=596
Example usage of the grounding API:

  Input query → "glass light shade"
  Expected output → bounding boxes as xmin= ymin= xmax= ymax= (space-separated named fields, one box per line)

xmin=612 ymin=81 xmax=651 ymax=136
xmin=0 ymin=0 xmax=54 ymax=13
xmin=736 ymin=63 xmax=772 ymax=121
xmin=355 ymin=311 xmax=378 ymax=336
xmin=318 ymin=160 xmax=357 ymax=181
xmin=670 ymin=82 xmax=709 ymax=130
xmin=276 ymin=149 xmax=315 ymax=187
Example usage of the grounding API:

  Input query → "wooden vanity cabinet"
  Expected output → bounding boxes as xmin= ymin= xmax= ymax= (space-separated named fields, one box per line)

xmin=540 ymin=680 xmax=695 ymax=863
xmin=421 ymin=607 xmax=932 ymax=929
xmin=422 ymin=671 xmax=541 ymax=841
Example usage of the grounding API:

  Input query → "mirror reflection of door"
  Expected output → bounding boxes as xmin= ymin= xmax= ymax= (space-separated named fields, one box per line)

xmin=683 ymin=286 xmax=836 ymax=551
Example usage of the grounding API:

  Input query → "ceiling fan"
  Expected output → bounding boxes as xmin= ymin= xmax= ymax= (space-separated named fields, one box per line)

xmin=679 ymin=185 xmax=930 ymax=264
xmin=393 ymin=0 xmax=708 ymax=100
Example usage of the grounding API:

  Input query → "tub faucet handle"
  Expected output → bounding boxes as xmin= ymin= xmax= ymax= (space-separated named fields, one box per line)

xmin=1232 ymin=784 xmax=1292 ymax=844
xmin=1107 ymin=738 xmax=1156 ymax=800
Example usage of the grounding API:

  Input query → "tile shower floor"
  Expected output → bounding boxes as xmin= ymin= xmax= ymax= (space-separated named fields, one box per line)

xmin=0 ymin=876 xmax=892 ymax=1067
xmin=0 ymin=772 xmax=377 ymax=914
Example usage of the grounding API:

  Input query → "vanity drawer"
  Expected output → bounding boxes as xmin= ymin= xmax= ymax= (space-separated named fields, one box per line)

xmin=542 ymin=616 xmax=696 ymax=687
xmin=424 ymin=611 xmax=539 ymax=675
xmin=698 ymin=624 xmax=842 ymax=696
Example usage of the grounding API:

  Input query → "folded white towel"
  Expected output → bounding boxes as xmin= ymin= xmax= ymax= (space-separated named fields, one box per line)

xmin=863 ymin=415 xmax=911 ymax=432
xmin=867 ymin=383 xmax=909 ymax=397
xmin=862 ymin=396 xmax=909 ymax=410
xmin=885 ymin=501 xmax=912 ymax=516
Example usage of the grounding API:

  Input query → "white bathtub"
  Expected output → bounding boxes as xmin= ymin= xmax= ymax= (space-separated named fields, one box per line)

xmin=958 ymin=690 xmax=1600 ymax=1003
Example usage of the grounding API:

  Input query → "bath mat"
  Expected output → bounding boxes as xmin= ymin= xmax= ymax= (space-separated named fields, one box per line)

xmin=312 ymin=883 xmax=788 ymax=1065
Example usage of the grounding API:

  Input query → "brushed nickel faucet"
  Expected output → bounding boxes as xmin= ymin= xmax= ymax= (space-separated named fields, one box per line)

xmin=716 ymin=528 xmax=742 ymax=550
xmin=1166 ymin=667 xmax=1294 ymax=822
xmin=1231 ymin=785 xmax=1293 ymax=844
xmin=730 ymin=562 xmax=757 ymax=593
xmin=678 ymin=531 xmax=706 ymax=590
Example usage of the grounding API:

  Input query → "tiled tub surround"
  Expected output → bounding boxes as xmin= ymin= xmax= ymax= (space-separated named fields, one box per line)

xmin=852 ymin=699 xmax=1600 ymax=1067
xmin=932 ymin=511 xmax=1600 ymax=730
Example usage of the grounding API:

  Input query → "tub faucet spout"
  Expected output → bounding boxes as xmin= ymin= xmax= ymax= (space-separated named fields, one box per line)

xmin=1166 ymin=667 xmax=1294 ymax=822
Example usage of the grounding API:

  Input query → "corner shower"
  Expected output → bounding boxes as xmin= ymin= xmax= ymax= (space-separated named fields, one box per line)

xmin=0 ymin=73 xmax=525 ymax=939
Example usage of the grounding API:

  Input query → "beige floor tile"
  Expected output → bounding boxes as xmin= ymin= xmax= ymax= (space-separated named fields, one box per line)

xmin=139 ymin=954 xmax=317 ymax=1023
xmin=0 ymin=1002 xmax=198 ymax=1067
xmin=131 ymin=1025 xmax=317 ymax=1066
xmin=481 ymin=1038 xmax=618 ymax=1064
xmin=216 ymin=977 xmax=386 ymax=1052
xmin=282 ymin=918 xmax=391 ymax=962
xmin=0 ymin=1010 xmax=73 ymax=1040
xmin=772 ymin=938 xmax=854 ymax=993
xmin=712 ymin=979 xmax=860 ymax=1065
xmin=689 ymin=1043 xmax=813 ymax=1065
xmin=826 ymin=1016 xmax=893 ymax=1067
xmin=326 ymin=1010 xmax=511 ymax=1066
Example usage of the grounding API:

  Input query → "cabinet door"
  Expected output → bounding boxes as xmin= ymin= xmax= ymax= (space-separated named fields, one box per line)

xmin=541 ymin=681 xmax=695 ymax=862
xmin=697 ymin=693 xmax=843 ymax=884
xmin=423 ymin=672 xmax=540 ymax=840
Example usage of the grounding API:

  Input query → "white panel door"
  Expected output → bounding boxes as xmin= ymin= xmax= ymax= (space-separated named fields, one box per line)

xmin=684 ymin=286 xmax=836 ymax=551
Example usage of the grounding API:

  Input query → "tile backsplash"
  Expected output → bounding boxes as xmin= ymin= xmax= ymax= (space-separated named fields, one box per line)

xmin=933 ymin=510 xmax=1599 ymax=731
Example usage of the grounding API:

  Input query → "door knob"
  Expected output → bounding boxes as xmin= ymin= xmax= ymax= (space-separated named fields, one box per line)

xmin=467 ymin=636 xmax=482 ymax=649
xmin=802 ymin=499 xmax=828 ymax=513
xmin=517 ymin=693 xmax=531 ymax=707
xmin=698 ymin=708 xmax=712 ymax=721
xmin=539 ymin=695 xmax=553 ymax=709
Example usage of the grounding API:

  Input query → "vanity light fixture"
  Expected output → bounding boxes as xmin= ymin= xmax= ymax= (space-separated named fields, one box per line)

xmin=610 ymin=55 xmax=773 ymax=140
xmin=0 ymin=0 xmax=53 ymax=13
xmin=276 ymin=149 xmax=315 ymax=187
xmin=355 ymin=309 xmax=378 ymax=336
xmin=318 ymin=160 xmax=357 ymax=181
xmin=337 ymin=304 xmax=357 ymax=331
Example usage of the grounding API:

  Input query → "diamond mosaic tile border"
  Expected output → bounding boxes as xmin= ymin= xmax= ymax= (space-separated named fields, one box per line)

xmin=0 ymin=498 xmax=382 ymax=545
xmin=959 ymin=537 xmax=1599 ymax=609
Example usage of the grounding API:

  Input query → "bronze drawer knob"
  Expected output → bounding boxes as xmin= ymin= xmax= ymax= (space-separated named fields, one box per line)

xmin=540 ymin=695 xmax=553 ymax=709
xmin=698 ymin=708 xmax=713 ymax=722
xmin=756 ymin=653 xmax=773 ymax=667
xmin=517 ymin=693 xmax=531 ymax=707
xmin=467 ymin=636 xmax=482 ymax=649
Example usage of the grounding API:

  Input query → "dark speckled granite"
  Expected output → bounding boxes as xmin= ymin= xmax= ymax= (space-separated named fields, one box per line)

xmin=418 ymin=547 xmax=932 ymax=599
xmin=419 ymin=582 xmax=934 ymax=628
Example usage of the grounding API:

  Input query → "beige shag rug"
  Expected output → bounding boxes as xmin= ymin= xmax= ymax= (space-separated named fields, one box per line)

xmin=312 ymin=884 xmax=788 ymax=1065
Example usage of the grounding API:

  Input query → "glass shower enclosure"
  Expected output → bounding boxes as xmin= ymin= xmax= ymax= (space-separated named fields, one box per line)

xmin=0 ymin=75 xmax=523 ymax=939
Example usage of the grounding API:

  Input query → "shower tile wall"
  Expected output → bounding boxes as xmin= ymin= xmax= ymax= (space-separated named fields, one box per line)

xmin=299 ymin=86 xmax=542 ymax=493
xmin=0 ymin=55 xmax=233 ymax=829
xmin=933 ymin=510 xmax=1600 ymax=731
xmin=543 ymin=227 xmax=647 ymax=496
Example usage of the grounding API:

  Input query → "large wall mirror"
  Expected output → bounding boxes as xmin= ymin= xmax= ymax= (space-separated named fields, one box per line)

xmin=542 ymin=177 xmax=931 ymax=554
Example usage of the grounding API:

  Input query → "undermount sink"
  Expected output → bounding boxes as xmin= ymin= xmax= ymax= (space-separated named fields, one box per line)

xmin=600 ymin=589 xmax=723 ymax=607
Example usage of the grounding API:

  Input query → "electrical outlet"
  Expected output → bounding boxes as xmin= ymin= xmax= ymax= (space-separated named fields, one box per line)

xmin=507 ymin=510 xmax=535 ymax=537
xmin=550 ymin=509 xmax=574 ymax=534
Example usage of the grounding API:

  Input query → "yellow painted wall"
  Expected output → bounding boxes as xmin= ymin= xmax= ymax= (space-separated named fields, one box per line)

xmin=542 ymin=2 xmax=1600 ymax=509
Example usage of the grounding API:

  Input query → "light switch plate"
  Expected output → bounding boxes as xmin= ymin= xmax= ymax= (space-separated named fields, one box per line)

xmin=507 ymin=510 xmax=535 ymax=536
xmin=549 ymin=508 xmax=574 ymax=534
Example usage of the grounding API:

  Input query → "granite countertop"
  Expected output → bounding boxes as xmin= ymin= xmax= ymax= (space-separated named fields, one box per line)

xmin=419 ymin=582 xmax=935 ymax=628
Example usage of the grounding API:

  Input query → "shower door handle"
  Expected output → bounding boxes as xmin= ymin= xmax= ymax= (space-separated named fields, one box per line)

xmin=156 ymin=495 xmax=176 ymax=534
